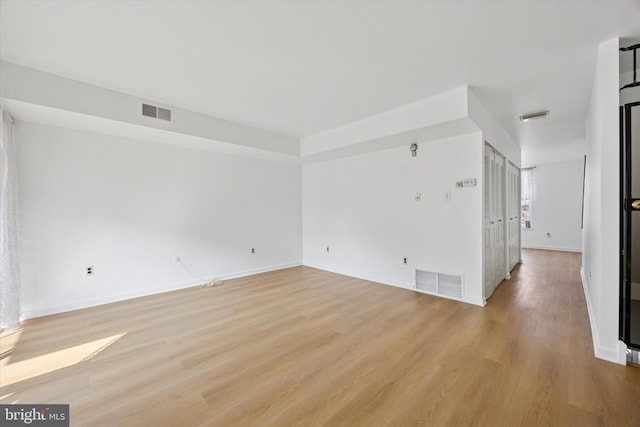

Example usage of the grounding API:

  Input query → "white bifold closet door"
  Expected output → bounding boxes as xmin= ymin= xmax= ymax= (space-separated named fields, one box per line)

xmin=483 ymin=142 xmax=506 ymax=299
xmin=507 ymin=162 xmax=521 ymax=272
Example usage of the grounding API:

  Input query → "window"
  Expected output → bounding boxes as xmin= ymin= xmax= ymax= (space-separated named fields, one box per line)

xmin=521 ymin=167 xmax=534 ymax=229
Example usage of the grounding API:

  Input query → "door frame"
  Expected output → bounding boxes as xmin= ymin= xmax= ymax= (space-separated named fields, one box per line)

xmin=620 ymin=101 xmax=640 ymax=350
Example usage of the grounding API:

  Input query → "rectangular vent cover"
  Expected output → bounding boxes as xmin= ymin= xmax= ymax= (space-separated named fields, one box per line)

xmin=141 ymin=103 xmax=172 ymax=122
xmin=416 ymin=269 xmax=463 ymax=299
xmin=416 ymin=270 xmax=437 ymax=293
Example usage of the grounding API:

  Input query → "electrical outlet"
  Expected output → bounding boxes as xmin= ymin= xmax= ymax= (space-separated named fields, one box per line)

xmin=86 ymin=266 xmax=94 ymax=276
xmin=403 ymin=257 xmax=408 ymax=264
xmin=173 ymin=256 xmax=180 ymax=263
xmin=251 ymin=248 xmax=255 ymax=254
xmin=326 ymin=246 xmax=330 ymax=253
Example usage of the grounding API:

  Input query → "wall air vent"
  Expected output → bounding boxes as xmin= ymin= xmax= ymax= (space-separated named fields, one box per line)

xmin=437 ymin=273 xmax=463 ymax=298
xmin=141 ymin=102 xmax=172 ymax=122
xmin=415 ymin=269 xmax=463 ymax=299
xmin=416 ymin=270 xmax=437 ymax=293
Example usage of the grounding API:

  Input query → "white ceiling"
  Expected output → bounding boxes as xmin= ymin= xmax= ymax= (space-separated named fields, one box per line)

xmin=1 ymin=0 xmax=639 ymax=151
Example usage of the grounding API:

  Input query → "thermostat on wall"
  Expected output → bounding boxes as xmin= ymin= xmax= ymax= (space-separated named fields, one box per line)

xmin=456 ymin=178 xmax=477 ymax=188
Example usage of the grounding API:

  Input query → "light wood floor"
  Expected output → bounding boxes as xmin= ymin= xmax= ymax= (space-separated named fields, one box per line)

xmin=2 ymin=249 xmax=639 ymax=426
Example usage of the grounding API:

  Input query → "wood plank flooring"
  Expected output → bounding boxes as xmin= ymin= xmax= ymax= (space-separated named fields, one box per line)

xmin=2 ymin=249 xmax=639 ymax=426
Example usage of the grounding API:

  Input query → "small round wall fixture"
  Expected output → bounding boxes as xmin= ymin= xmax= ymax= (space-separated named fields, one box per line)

xmin=410 ymin=143 xmax=418 ymax=157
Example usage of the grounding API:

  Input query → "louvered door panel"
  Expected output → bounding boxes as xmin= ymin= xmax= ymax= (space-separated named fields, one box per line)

xmin=483 ymin=144 xmax=495 ymax=295
xmin=495 ymin=152 xmax=506 ymax=285
xmin=484 ymin=142 xmax=507 ymax=300
xmin=507 ymin=162 xmax=521 ymax=271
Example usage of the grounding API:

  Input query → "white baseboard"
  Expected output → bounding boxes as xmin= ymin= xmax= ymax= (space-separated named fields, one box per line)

xmin=579 ymin=268 xmax=627 ymax=365
xmin=21 ymin=278 xmax=202 ymax=320
xmin=304 ymin=261 xmax=411 ymax=288
xmin=522 ymin=245 xmax=582 ymax=253
xmin=215 ymin=262 xmax=302 ymax=281
xmin=20 ymin=262 xmax=302 ymax=321
xmin=304 ymin=262 xmax=485 ymax=307
xmin=413 ymin=287 xmax=486 ymax=307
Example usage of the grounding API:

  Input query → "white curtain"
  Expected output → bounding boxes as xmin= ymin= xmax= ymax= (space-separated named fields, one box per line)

xmin=521 ymin=167 xmax=534 ymax=201
xmin=0 ymin=106 xmax=20 ymax=329
xmin=520 ymin=167 xmax=534 ymax=229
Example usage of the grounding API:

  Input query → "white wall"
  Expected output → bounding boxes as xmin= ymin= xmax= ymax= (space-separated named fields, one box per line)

xmin=17 ymin=121 xmax=302 ymax=318
xmin=302 ymin=132 xmax=485 ymax=306
xmin=522 ymin=139 xmax=586 ymax=166
xmin=300 ymin=86 xmax=478 ymax=165
xmin=1 ymin=61 xmax=299 ymax=157
xmin=301 ymin=87 xmax=469 ymax=156
xmin=9 ymin=76 xmax=517 ymax=316
xmin=468 ymin=88 xmax=521 ymax=167
xmin=582 ymin=38 xmax=624 ymax=364
xmin=521 ymin=158 xmax=584 ymax=252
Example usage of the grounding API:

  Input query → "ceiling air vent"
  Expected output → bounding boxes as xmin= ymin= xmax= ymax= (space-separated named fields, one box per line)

xmin=141 ymin=102 xmax=172 ymax=122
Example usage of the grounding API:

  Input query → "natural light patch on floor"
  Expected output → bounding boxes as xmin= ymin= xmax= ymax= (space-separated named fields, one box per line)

xmin=0 ymin=327 xmax=23 ymax=368
xmin=0 ymin=333 xmax=125 ymax=387
xmin=0 ymin=392 xmax=15 ymax=402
